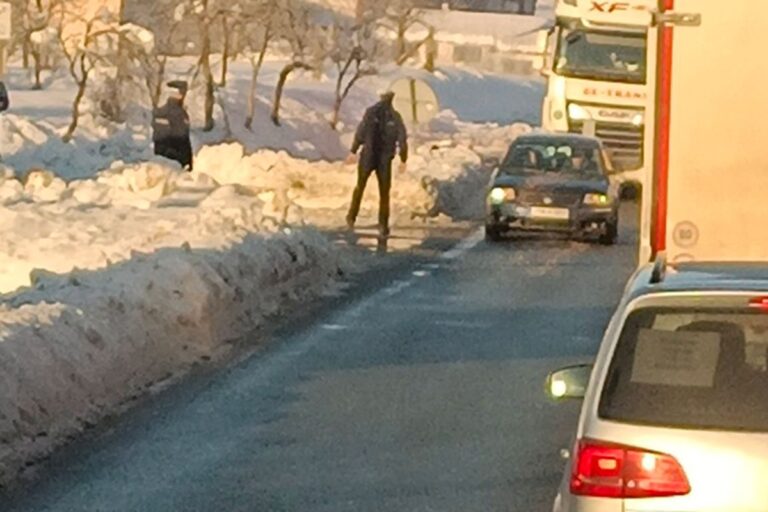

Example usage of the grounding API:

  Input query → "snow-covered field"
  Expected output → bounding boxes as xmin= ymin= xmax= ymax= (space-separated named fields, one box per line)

xmin=2 ymin=58 xmax=543 ymax=175
xmin=0 ymin=54 xmax=541 ymax=483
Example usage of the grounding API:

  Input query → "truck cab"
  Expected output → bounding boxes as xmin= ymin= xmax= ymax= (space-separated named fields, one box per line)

xmin=537 ymin=0 xmax=656 ymax=199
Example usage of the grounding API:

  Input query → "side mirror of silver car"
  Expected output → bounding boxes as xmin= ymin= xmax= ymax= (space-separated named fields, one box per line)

xmin=546 ymin=364 xmax=592 ymax=400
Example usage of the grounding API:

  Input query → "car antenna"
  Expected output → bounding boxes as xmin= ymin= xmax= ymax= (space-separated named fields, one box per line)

xmin=650 ymin=252 xmax=667 ymax=284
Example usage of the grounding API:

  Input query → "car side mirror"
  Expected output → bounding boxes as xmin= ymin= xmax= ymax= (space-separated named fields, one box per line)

xmin=483 ymin=155 xmax=501 ymax=169
xmin=546 ymin=364 xmax=592 ymax=400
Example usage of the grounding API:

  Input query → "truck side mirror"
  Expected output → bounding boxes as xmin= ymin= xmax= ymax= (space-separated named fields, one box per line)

xmin=536 ymin=28 xmax=550 ymax=54
xmin=533 ymin=28 xmax=552 ymax=73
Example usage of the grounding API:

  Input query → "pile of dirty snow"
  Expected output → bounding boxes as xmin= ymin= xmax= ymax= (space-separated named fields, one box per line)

xmin=0 ymin=229 xmax=345 ymax=483
xmin=0 ymin=159 xmax=285 ymax=294
xmin=0 ymin=114 xmax=153 ymax=180
xmin=0 ymin=119 xmax=528 ymax=296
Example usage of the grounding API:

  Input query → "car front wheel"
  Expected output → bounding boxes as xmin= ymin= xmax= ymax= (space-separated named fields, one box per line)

xmin=485 ymin=225 xmax=504 ymax=242
xmin=599 ymin=219 xmax=619 ymax=245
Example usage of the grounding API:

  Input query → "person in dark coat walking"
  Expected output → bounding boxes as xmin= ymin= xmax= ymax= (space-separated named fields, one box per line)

xmin=153 ymin=80 xmax=193 ymax=170
xmin=0 ymin=81 xmax=9 ymax=113
xmin=346 ymin=91 xmax=408 ymax=237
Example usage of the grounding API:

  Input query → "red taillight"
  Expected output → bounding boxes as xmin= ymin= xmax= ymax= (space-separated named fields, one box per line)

xmin=570 ymin=439 xmax=690 ymax=499
xmin=749 ymin=297 xmax=768 ymax=311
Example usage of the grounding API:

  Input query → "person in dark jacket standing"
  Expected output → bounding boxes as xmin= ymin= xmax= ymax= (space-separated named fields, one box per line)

xmin=153 ymin=80 xmax=193 ymax=170
xmin=0 ymin=81 xmax=9 ymax=113
xmin=346 ymin=91 xmax=408 ymax=237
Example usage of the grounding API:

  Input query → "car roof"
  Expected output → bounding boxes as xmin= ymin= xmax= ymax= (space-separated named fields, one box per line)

xmin=513 ymin=132 xmax=602 ymax=147
xmin=627 ymin=262 xmax=768 ymax=302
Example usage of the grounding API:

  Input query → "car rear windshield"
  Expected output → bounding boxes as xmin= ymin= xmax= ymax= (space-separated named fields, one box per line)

xmin=599 ymin=308 xmax=768 ymax=431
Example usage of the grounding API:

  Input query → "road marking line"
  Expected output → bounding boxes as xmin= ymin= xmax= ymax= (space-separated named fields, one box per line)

xmin=383 ymin=279 xmax=414 ymax=297
xmin=440 ymin=227 xmax=484 ymax=261
xmin=433 ymin=319 xmax=491 ymax=329
xmin=321 ymin=324 xmax=349 ymax=331
xmin=239 ymin=226 xmax=489 ymax=378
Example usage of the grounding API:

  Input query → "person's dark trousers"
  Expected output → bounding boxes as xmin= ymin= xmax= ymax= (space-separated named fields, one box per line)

xmin=347 ymin=161 xmax=392 ymax=230
xmin=155 ymin=137 xmax=193 ymax=171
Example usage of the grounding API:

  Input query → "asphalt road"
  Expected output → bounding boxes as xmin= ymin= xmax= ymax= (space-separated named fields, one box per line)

xmin=3 ymin=206 xmax=638 ymax=512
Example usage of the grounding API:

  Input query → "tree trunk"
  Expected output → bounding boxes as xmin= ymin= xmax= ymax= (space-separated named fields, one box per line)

xmin=331 ymin=69 xmax=365 ymax=131
xmin=151 ymin=57 xmax=167 ymax=109
xmin=396 ymin=21 xmax=407 ymax=63
xmin=219 ymin=17 xmax=230 ymax=87
xmin=424 ymin=30 xmax=437 ymax=72
xmin=199 ymin=18 xmax=215 ymax=132
xmin=271 ymin=62 xmax=310 ymax=126
xmin=32 ymin=50 xmax=43 ymax=90
xmin=397 ymin=36 xmax=429 ymax=66
xmin=63 ymin=76 xmax=88 ymax=142
xmin=330 ymin=96 xmax=343 ymax=130
xmin=22 ymin=39 xmax=30 ymax=69
xmin=245 ymin=25 xmax=272 ymax=130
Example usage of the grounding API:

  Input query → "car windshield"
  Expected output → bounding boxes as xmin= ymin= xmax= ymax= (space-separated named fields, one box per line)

xmin=600 ymin=308 xmax=768 ymax=432
xmin=555 ymin=29 xmax=647 ymax=85
xmin=499 ymin=142 xmax=605 ymax=177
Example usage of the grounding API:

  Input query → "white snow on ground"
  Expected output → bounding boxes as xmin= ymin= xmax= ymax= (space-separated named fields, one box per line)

xmin=0 ymin=229 xmax=345 ymax=483
xmin=0 ymin=48 xmax=540 ymax=482
xmin=0 ymin=114 xmax=531 ymax=296
xmin=1 ymin=59 xmax=543 ymax=177
xmin=0 ymin=115 xmax=530 ymax=481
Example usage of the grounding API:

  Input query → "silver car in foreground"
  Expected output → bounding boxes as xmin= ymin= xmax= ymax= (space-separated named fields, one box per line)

xmin=547 ymin=257 xmax=768 ymax=512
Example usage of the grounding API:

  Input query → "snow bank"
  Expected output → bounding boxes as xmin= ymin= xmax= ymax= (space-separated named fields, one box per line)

xmin=0 ymin=230 xmax=344 ymax=483
xmin=0 ymin=114 xmax=152 ymax=180
xmin=0 ymin=125 xmax=527 ymax=483
xmin=0 ymin=113 xmax=529 ymax=295
xmin=3 ymin=59 xmax=542 ymax=180
xmin=0 ymin=161 xmax=269 ymax=294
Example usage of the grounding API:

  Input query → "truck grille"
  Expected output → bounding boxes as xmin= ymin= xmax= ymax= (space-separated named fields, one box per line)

xmin=517 ymin=189 xmax=582 ymax=207
xmin=570 ymin=121 xmax=644 ymax=170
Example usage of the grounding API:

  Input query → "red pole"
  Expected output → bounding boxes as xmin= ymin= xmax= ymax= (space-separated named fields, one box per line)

xmin=651 ymin=0 xmax=676 ymax=257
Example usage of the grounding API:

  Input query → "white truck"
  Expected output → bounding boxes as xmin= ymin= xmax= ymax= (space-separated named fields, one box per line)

xmin=644 ymin=0 xmax=768 ymax=264
xmin=537 ymin=0 xmax=656 ymax=201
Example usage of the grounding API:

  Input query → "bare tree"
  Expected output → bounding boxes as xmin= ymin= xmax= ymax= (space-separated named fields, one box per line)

xmin=218 ymin=13 xmax=231 ymax=87
xmin=169 ymin=0 xmax=219 ymax=131
xmin=56 ymin=7 xmax=121 ymax=142
xmin=194 ymin=0 xmax=216 ymax=131
xmin=327 ymin=22 xmax=378 ymax=130
xmin=377 ymin=0 xmax=432 ymax=65
xmin=18 ymin=0 xmax=62 ymax=89
xmin=139 ymin=2 xmax=186 ymax=109
xmin=270 ymin=0 xmax=323 ymax=126
xmin=241 ymin=1 xmax=277 ymax=130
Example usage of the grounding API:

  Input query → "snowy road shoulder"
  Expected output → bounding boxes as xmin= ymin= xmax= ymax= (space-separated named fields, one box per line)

xmin=0 ymin=230 xmax=347 ymax=485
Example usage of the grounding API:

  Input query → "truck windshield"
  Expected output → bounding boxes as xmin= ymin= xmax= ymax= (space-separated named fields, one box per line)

xmin=555 ymin=28 xmax=647 ymax=85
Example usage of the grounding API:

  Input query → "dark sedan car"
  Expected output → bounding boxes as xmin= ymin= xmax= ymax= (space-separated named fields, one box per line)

xmin=485 ymin=133 xmax=619 ymax=244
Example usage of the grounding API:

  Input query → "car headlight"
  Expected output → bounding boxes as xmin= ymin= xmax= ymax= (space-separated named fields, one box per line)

xmin=631 ymin=112 xmax=644 ymax=126
xmin=583 ymin=193 xmax=611 ymax=206
xmin=489 ymin=187 xmax=515 ymax=204
xmin=568 ymin=103 xmax=590 ymax=121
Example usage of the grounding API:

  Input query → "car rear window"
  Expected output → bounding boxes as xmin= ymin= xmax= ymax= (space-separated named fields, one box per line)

xmin=599 ymin=308 xmax=768 ymax=431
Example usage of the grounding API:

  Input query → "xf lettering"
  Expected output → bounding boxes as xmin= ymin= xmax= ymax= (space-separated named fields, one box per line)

xmin=591 ymin=2 xmax=630 ymax=13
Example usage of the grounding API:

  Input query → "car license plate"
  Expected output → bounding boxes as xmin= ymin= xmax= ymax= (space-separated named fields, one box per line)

xmin=530 ymin=207 xmax=570 ymax=220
